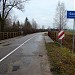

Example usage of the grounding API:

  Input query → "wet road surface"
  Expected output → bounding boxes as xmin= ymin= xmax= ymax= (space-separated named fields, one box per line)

xmin=0 ymin=33 xmax=52 ymax=75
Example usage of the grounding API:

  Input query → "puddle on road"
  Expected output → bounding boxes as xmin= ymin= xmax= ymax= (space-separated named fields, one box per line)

xmin=39 ymin=54 xmax=43 ymax=57
xmin=12 ymin=65 xmax=20 ymax=72
xmin=3 ymin=43 xmax=11 ymax=46
xmin=0 ymin=41 xmax=6 ymax=44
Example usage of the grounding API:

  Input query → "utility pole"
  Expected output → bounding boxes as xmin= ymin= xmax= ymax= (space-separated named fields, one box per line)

xmin=67 ymin=11 xmax=75 ymax=53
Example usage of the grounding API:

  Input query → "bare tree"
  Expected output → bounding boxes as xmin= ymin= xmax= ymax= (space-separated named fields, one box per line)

xmin=54 ymin=1 xmax=67 ymax=30
xmin=42 ymin=25 xmax=45 ymax=29
xmin=23 ymin=17 xmax=32 ymax=34
xmin=12 ymin=15 xmax=18 ymax=23
xmin=0 ymin=0 xmax=28 ymax=31
xmin=0 ymin=14 xmax=1 ymax=31
xmin=32 ymin=19 xmax=37 ymax=29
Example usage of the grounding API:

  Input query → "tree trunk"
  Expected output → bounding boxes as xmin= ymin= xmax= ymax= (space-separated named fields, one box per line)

xmin=1 ymin=19 xmax=5 ymax=32
xmin=1 ymin=0 xmax=5 ymax=32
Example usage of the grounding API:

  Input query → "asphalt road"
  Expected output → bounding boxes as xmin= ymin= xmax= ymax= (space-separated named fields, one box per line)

xmin=0 ymin=33 xmax=52 ymax=75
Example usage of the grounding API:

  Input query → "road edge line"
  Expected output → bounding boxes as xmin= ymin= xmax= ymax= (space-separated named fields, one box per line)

xmin=0 ymin=35 xmax=36 ymax=63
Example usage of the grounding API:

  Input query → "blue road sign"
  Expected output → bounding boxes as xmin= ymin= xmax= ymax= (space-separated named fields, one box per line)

xmin=67 ymin=11 xmax=75 ymax=19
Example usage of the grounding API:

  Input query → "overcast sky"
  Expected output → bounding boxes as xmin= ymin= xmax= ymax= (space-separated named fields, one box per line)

xmin=12 ymin=0 xmax=74 ymax=29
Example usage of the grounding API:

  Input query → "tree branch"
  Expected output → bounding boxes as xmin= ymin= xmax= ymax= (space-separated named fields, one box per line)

xmin=5 ymin=6 xmax=14 ymax=19
xmin=4 ymin=0 xmax=29 ymax=19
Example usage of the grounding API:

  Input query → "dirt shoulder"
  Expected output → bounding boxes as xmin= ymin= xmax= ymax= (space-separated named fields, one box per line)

xmin=39 ymin=35 xmax=53 ymax=75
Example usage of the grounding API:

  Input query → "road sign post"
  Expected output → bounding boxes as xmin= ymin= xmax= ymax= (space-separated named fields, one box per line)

xmin=67 ymin=11 xmax=75 ymax=53
xmin=72 ymin=19 xmax=75 ymax=53
xmin=58 ymin=30 xmax=64 ymax=46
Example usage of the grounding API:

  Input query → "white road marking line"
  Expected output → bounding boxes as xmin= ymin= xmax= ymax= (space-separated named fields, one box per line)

xmin=0 ymin=35 xmax=36 ymax=63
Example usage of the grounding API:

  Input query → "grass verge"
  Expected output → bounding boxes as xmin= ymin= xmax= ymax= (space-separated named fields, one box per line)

xmin=46 ymin=42 xmax=75 ymax=75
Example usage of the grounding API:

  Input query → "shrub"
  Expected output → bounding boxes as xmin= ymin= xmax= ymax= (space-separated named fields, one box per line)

xmin=46 ymin=42 xmax=75 ymax=75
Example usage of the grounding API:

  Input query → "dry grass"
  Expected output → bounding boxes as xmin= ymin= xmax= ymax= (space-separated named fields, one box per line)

xmin=48 ymin=31 xmax=75 ymax=52
xmin=46 ymin=42 xmax=75 ymax=75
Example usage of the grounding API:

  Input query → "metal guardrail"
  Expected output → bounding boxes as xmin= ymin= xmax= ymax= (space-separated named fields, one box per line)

xmin=0 ymin=32 xmax=21 ymax=40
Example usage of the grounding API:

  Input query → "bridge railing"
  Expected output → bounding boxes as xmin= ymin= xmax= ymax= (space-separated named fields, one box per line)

xmin=0 ymin=32 xmax=21 ymax=40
